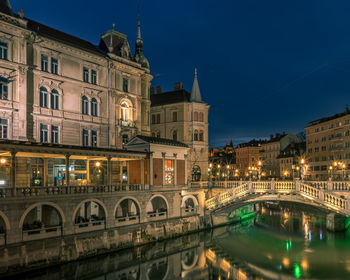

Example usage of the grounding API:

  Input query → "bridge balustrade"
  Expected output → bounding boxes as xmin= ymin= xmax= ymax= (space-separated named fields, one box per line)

xmin=275 ymin=182 xmax=295 ymax=193
xmin=251 ymin=182 xmax=271 ymax=193
xmin=324 ymin=193 xmax=347 ymax=210
xmin=331 ymin=182 xmax=350 ymax=191
xmin=22 ymin=226 xmax=62 ymax=241
xmin=206 ymin=197 xmax=218 ymax=210
xmin=300 ymin=184 xmax=320 ymax=199
xmin=306 ymin=181 xmax=327 ymax=190
xmin=234 ymin=184 xmax=249 ymax=198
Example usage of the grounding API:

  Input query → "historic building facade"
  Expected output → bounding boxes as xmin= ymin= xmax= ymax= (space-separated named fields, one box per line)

xmin=0 ymin=1 xmax=152 ymax=148
xmin=150 ymin=71 xmax=210 ymax=182
xmin=305 ymin=109 xmax=350 ymax=180
xmin=235 ymin=140 xmax=264 ymax=178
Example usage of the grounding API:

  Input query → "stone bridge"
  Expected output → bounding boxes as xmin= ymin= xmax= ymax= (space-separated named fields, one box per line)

xmin=0 ymin=184 xmax=205 ymax=246
xmin=205 ymin=180 xmax=350 ymax=218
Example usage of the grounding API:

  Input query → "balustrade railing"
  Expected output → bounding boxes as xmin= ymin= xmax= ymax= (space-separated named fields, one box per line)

xmin=147 ymin=210 xmax=167 ymax=219
xmin=116 ymin=214 xmax=140 ymax=223
xmin=275 ymin=181 xmax=295 ymax=192
xmin=251 ymin=182 xmax=271 ymax=192
xmin=22 ymin=226 xmax=62 ymax=241
xmin=300 ymin=184 xmax=320 ymax=199
xmin=324 ymin=193 xmax=347 ymax=210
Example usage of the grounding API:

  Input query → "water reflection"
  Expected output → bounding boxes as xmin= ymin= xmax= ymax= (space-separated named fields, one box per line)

xmin=4 ymin=202 xmax=350 ymax=280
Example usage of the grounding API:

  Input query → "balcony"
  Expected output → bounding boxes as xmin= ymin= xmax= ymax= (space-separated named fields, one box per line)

xmin=117 ymin=119 xmax=136 ymax=128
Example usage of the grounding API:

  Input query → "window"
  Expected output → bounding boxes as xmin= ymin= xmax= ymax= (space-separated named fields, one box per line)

xmin=41 ymin=55 xmax=48 ymax=72
xmin=122 ymin=134 xmax=129 ymax=144
xmin=164 ymin=159 xmax=174 ymax=185
xmin=51 ymin=125 xmax=59 ymax=144
xmin=322 ymin=146 xmax=326 ymax=151
xmin=194 ymin=112 xmax=198 ymax=121
xmin=157 ymin=114 xmax=160 ymax=124
xmin=91 ymin=98 xmax=98 ymax=116
xmin=40 ymin=87 xmax=48 ymax=108
xmin=82 ymin=96 xmax=89 ymax=115
xmin=0 ymin=118 xmax=8 ymax=139
xmin=123 ymin=78 xmax=128 ymax=92
xmin=40 ymin=124 xmax=49 ymax=143
xmin=173 ymin=130 xmax=177 ymax=141
xmin=51 ymin=89 xmax=59 ymax=110
xmin=151 ymin=132 xmax=156 ymax=137
xmin=173 ymin=112 xmax=177 ymax=122
xmin=199 ymin=112 xmax=204 ymax=122
xmin=82 ymin=129 xmax=89 ymax=147
xmin=83 ymin=67 xmax=89 ymax=82
xmin=0 ymin=41 xmax=8 ymax=60
xmin=91 ymin=70 xmax=97 ymax=85
xmin=194 ymin=130 xmax=199 ymax=141
xmin=0 ymin=77 xmax=8 ymax=100
xmin=91 ymin=130 xmax=97 ymax=147
xmin=199 ymin=130 xmax=204 ymax=141
xmin=152 ymin=114 xmax=156 ymax=124
xmin=121 ymin=102 xmax=129 ymax=121
xmin=51 ymin=58 xmax=58 ymax=74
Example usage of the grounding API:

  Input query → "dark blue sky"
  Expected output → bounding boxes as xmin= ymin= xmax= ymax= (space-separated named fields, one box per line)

xmin=11 ymin=0 xmax=350 ymax=147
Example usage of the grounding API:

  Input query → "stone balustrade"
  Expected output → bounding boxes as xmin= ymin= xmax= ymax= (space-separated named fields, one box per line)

xmin=22 ymin=226 xmax=62 ymax=241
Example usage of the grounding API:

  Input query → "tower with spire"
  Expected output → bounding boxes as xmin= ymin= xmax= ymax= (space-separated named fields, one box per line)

xmin=191 ymin=68 xmax=202 ymax=102
xmin=134 ymin=15 xmax=150 ymax=69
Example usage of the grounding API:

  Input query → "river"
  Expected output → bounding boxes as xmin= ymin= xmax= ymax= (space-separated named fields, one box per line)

xmin=4 ymin=202 xmax=350 ymax=280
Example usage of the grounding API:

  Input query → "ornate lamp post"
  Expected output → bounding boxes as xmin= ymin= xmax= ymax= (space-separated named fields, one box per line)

xmin=258 ymin=160 xmax=262 ymax=180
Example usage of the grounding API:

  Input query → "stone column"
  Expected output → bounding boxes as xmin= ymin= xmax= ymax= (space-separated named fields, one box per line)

xmin=173 ymin=153 xmax=177 ymax=186
xmin=10 ymin=152 xmax=16 ymax=189
xmin=141 ymin=159 xmax=145 ymax=185
xmin=65 ymin=155 xmax=70 ymax=186
xmin=107 ymin=157 xmax=112 ymax=186
xmin=86 ymin=159 xmax=90 ymax=184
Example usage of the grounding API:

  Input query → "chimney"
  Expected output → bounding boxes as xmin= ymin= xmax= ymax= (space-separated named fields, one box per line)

xmin=156 ymin=86 xmax=162 ymax=94
xmin=174 ymin=82 xmax=183 ymax=90
xmin=150 ymin=87 xmax=155 ymax=95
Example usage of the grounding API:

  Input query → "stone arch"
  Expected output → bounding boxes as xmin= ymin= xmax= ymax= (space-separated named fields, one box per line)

xmin=113 ymin=196 xmax=141 ymax=218
xmin=0 ymin=210 xmax=10 ymax=231
xmin=146 ymin=195 xmax=169 ymax=214
xmin=181 ymin=195 xmax=199 ymax=208
xmin=19 ymin=202 xmax=65 ymax=229
xmin=181 ymin=249 xmax=199 ymax=270
xmin=146 ymin=257 xmax=169 ymax=280
xmin=72 ymin=198 xmax=108 ymax=222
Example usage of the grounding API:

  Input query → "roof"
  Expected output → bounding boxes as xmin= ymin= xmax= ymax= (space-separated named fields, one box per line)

xmin=308 ymin=109 xmax=350 ymax=127
xmin=151 ymin=89 xmax=191 ymax=107
xmin=0 ymin=0 xmax=13 ymax=16
xmin=277 ymin=142 xmax=306 ymax=159
xmin=132 ymin=135 xmax=188 ymax=148
xmin=26 ymin=19 xmax=105 ymax=57
xmin=236 ymin=139 xmax=266 ymax=148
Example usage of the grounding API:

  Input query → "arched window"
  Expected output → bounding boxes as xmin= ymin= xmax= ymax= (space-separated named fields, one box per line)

xmin=199 ymin=130 xmax=204 ymax=141
xmin=173 ymin=130 xmax=178 ymax=141
xmin=152 ymin=132 xmax=156 ymax=137
xmin=194 ymin=130 xmax=199 ymax=141
xmin=51 ymin=89 xmax=59 ymax=110
xmin=199 ymin=112 xmax=204 ymax=122
xmin=91 ymin=98 xmax=98 ymax=116
xmin=121 ymin=102 xmax=130 ymax=121
xmin=157 ymin=132 xmax=161 ymax=138
xmin=82 ymin=96 xmax=89 ymax=115
xmin=0 ymin=76 xmax=8 ymax=100
xmin=194 ymin=112 xmax=198 ymax=121
xmin=40 ymin=87 xmax=48 ymax=108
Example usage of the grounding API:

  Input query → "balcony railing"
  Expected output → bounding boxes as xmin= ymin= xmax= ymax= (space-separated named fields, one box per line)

xmin=147 ymin=210 xmax=167 ymax=220
xmin=22 ymin=226 xmax=62 ymax=241
xmin=115 ymin=214 xmax=140 ymax=226
xmin=74 ymin=220 xmax=105 ymax=233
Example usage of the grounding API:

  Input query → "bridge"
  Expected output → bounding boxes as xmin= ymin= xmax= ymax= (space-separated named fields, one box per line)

xmin=205 ymin=180 xmax=350 ymax=218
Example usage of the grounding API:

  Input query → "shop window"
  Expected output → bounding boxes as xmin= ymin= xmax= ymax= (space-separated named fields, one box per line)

xmin=164 ymin=160 xmax=174 ymax=185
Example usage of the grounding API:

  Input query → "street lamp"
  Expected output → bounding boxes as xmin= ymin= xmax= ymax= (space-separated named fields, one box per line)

xmin=342 ymin=163 xmax=346 ymax=180
xmin=258 ymin=161 xmax=262 ymax=180
xmin=95 ymin=162 xmax=101 ymax=167
xmin=0 ymin=158 xmax=6 ymax=165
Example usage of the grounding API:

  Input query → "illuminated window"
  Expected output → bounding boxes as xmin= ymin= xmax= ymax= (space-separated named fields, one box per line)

xmin=121 ymin=102 xmax=130 ymax=121
xmin=164 ymin=160 xmax=174 ymax=185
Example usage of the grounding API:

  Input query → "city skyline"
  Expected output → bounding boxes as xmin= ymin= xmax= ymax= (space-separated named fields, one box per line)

xmin=11 ymin=0 xmax=350 ymax=147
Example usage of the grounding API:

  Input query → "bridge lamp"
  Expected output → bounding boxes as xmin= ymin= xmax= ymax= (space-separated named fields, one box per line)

xmin=209 ymin=163 xmax=213 ymax=168
xmin=296 ymin=166 xmax=300 ymax=171
xmin=329 ymin=166 xmax=333 ymax=170
xmin=95 ymin=162 xmax=101 ymax=167
xmin=226 ymin=165 xmax=230 ymax=169
xmin=301 ymin=159 xmax=305 ymax=165
xmin=334 ymin=162 xmax=338 ymax=167
xmin=218 ymin=164 xmax=221 ymax=169
xmin=258 ymin=161 xmax=262 ymax=166
xmin=0 ymin=158 xmax=6 ymax=164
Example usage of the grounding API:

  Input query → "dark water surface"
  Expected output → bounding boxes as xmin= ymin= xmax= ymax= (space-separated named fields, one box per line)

xmin=5 ymin=202 xmax=350 ymax=280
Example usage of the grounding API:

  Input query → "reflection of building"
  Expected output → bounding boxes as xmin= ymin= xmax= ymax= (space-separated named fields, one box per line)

xmin=278 ymin=142 xmax=306 ymax=179
xmin=235 ymin=140 xmax=264 ymax=178
xmin=260 ymin=133 xmax=302 ymax=178
xmin=150 ymin=71 xmax=210 ymax=182
xmin=305 ymin=109 xmax=350 ymax=180
xmin=0 ymin=1 xmax=153 ymax=187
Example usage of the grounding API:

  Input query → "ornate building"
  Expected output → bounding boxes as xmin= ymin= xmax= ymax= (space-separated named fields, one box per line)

xmin=0 ymin=0 xmax=152 ymax=148
xmin=150 ymin=70 xmax=210 ymax=182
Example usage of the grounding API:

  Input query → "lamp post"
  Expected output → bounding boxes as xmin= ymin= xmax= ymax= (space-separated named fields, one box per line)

xmin=342 ymin=163 xmax=346 ymax=180
xmin=258 ymin=161 xmax=262 ymax=180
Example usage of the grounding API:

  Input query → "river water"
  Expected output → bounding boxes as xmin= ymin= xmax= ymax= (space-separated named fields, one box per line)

xmin=5 ymin=202 xmax=350 ymax=280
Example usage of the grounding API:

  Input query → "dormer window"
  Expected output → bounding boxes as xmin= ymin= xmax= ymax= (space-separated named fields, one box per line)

xmin=0 ymin=42 xmax=8 ymax=60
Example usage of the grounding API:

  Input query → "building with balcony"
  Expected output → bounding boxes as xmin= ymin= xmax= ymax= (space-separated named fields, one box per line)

xmin=150 ymin=70 xmax=210 ymax=182
xmin=305 ymin=108 xmax=350 ymax=180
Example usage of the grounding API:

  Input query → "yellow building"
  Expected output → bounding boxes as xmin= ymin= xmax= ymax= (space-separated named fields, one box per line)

xmin=150 ymin=70 xmax=210 ymax=182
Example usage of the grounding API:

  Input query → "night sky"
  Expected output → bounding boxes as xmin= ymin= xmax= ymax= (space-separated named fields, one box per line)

xmin=11 ymin=0 xmax=350 ymax=147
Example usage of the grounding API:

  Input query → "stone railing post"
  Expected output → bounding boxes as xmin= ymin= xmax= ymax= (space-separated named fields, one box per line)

xmin=248 ymin=180 xmax=252 ymax=194
xmin=295 ymin=179 xmax=301 ymax=192
xmin=271 ymin=179 xmax=275 ymax=192
xmin=327 ymin=178 xmax=333 ymax=191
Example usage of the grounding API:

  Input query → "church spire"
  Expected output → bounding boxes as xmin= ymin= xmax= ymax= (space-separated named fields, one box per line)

xmin=0 ymin=0 xmax=13 ymax=16
xmin=191 ymin=68 xmax=202 ymax=102
xmin=134 ymin=13 xmax=150 ymax=69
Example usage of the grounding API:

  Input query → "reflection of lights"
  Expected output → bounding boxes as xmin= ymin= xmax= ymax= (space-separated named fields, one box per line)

xmin=282 ymin=257 xmax=290 ymax=267
xmin=285 ymin=240 xmax=292 ymax=252
xmin=320 ymin=231 xmax=323 ymax=240
xmin=206 ymin=249 xmax=216 ymax=262
xmin=284 ymin=212 xmax=289 ymax=219
xmin=294 ymin=264 xmax=302 ymax=278
xmin=304 ymin=223 xmax=309 ymax=235
xmin=266 ymin=254 xmax=272 ymax=260
xmin=308 ymin=230 xmax=312 ymax=241
xmin=301 ymin=259 xmax=309 ymax=271
xmin=220 ymin=259 xmax=231 ymax=272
